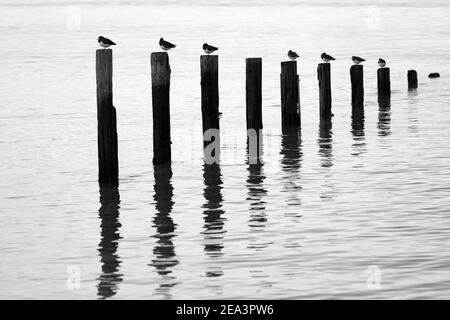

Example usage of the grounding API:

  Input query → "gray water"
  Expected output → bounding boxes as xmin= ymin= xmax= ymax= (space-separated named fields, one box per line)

xmin=1 ymin=1 xmax=450 ymax=299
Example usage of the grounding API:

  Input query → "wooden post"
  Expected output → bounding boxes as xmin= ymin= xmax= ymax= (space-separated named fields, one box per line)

xmin=408 ymin=70 xmax=418 ymax=89
xmin=280 ymin=61 xmax=300 ymax=133
xmin=350 ymin=65 xmax=364 ymax=114
xmin=201 ymin=55 xmax=219 ymax=148
xmin=317 ymin=63 xmax=332 ymax=120
xmin=296 ymin=74 xmax=301 ymax=126
xmin=246 ymin=58 xmax=262 ymax=131
xmin=151 ymin=52 xmax=171 ymax=164
xmin=377 ymin=67 xmax=391 ymax=96
xmin=246 ymin=58 xmax=263 ymax=164
xmin=96 ymin=49 xmax=118 ymax=185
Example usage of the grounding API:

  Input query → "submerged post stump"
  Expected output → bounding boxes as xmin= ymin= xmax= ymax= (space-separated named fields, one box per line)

xmin=317 ymin=63 xmax=332 ymax=120
xmin=428 ymin=73 xmax=440 ymax=79
xmin=280 ymin=61 xmax=300 ymax=134
xmin=377 ymin=67 xmax=391 ymax=96
xmin=96 ymin=49 xmax=118 ymax=185
xmin=408 ymin=70 xmax=418 ymax=89
xmin=350 ymin=64 xmax=364 ymax=114
xmin=151 ymin=52 xmax=171 ymax=164
xmin=201 ymin=55 xmax=220 ymax=148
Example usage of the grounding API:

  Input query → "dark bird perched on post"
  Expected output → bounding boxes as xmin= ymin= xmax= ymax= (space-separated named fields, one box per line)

xmin=203 ymin=43 xmax=218 ymax=54
xmin=321 ymin=53 xmax=336 ymax=63
xmin=159 ymin=37 xmax=176 ymax=51
xmin=287 ymin=50 xmax=300 ymax=60
xmin=378 ymin=58 xmax=386 ymax=68
xmin=98 ymin=36 xmax=116 ymax=48
xmin=352 ymin=56 xmax=366 ymax=65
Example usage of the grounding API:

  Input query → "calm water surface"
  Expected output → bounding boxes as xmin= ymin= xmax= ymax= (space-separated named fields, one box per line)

xmin=0 ymin=2 xmax=450 ymax=299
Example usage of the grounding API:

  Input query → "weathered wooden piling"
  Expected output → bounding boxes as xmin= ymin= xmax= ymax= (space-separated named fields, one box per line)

xmin=246 ymin=58 xmax=263 ymax=164
xmin=246 ymin=58 xmax=263 ymax=131
xmin=317 ymin=63 xmax=332 ymax=119
xmin=280 ymin=61 xmax=300 ymax=133
xmin=350 ymin=65 xmax=364 ymax=114
xmin=408 ymin=70 xmax=418 ymax=89
xmin=96 ymin=49 xmax=118 ymax=185
xmin=377 ymin=67 xmax=391 ymax=96
xmin=296 ymin=74 xmax=300 ymax=124
xmin=201 ymin=55 xmax=220 ymax=148
xmin=151 ymin=52 xmax=172 ymax=164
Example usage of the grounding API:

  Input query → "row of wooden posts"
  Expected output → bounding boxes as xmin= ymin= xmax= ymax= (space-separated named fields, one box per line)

xmin=96 ymin=49 xmax=418 ymax=185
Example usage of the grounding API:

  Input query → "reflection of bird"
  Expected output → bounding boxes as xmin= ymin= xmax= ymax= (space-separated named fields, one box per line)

xmin=378 ymin=58 xmax=386 ymax=68
xmin=287 ymin=50 xmax=300 ymax=60
xmin=352 ymin=56 xmax=366 ymax=65
xmin=203 ymin=43 xmax=218 ymax=54
xmin=159 ymin=38 xmax=176 ymax=51
xmin=98 ymin=36 xmax=116 ymax=48
xmin=321 ymin=52 xmax=336 ymax=63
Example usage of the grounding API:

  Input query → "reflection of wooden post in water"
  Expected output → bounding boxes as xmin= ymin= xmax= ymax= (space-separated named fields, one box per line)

xmin=350 ymin=65 xmax=364 ymax=115
xmin=246 ymin=163 xmax=268 ymax=229
xmin=407 ymin=89 xmax=419 ymax=134
xmin=317 ymin=120 xmax=335 ymax=200
xmin=318 ymin=63 xmax=332 ymax=120
xmin=96 ymin=49 xmax=118 ymax=185
xmin=97 ymin=184 xmax=122 ymax=299
xmin=280 ymin=129 xmax=302 ymax=210
xmin=408 ymin=70 xmax=418 ymax=90
xmin=151 ymin=164 xmax=178 ymax=280
xmin=247 ymin=129 xmax=263 ymax=165
xmin=318 ymin=119 xmax=333 ymax=168
xmin=202 ymin=163 xmax=225 ymax=273
xmin=351 ymin=115 xmax=366 ymax=156
xmin=281 ymin=61 xmax=300 ymax=133
xmin=377 ymin=67 xmax=391 ymax=96
xmin=351 ymin=116 xmax=365 ymax=139
xmin=377 ymin=95 xmax=392 ymax=137
xmin=151 ymin=52 xmax=172 ymax=164
xmin=201 ymin=55 xmax=220 ymax=149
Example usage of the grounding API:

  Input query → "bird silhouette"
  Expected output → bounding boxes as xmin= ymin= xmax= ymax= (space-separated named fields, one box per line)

xmin=321 ymin=53 xmax=336 ymax=63
xmin=98 ymin=36 xmax=116 ymax=48
xmin=159 ymin=38 xmax=176 ymax=51
xmin=287 ymin=50 xmax=300 ymax=60
xmin=203 ymin=43 xmax=218 ymax=54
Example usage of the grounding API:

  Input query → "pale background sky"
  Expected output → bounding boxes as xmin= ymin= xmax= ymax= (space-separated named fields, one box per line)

xmin=0 ymin=0 xmax=449 ymax=7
